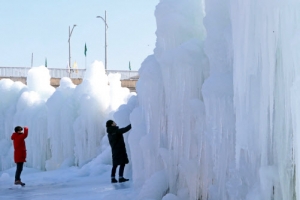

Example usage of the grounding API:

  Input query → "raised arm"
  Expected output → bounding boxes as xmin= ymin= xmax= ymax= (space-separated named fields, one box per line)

xmin=116 ymin=124 xmax=131 ymax=134
xmin=22 ymin=127 xmax=28 ymax=139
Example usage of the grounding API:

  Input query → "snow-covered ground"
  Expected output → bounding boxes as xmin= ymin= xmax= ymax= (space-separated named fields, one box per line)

xmin=0 ymin=166 xmax=137 ymax=200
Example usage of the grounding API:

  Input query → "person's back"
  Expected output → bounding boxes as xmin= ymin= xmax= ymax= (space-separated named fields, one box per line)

xmin=12 ymin=131 xmax=27 ymax=152
xmin=107 ymin=126 xmax=126 ymax=152
xmin=11 ymin=126 xmax=28 ymax=186
xmin=106 ymin=120 xmax=131 ymax=183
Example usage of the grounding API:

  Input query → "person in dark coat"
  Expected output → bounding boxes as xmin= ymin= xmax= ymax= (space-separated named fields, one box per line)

xmin=11 ymin=126 xmax=28 ymax=186
xmin=106 ymin=120 xmax=131 ymax=183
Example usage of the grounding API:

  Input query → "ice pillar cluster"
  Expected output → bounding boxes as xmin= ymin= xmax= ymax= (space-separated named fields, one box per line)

xmin=0 ymin=61 xmax=133 ymax=171
xmin=130 ymin=0 xmax=300 ymax=199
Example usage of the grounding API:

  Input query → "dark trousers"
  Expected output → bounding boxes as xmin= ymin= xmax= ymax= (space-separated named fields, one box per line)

xmin=111 ymin=164 xmax=125 ymax=178
xmin=15 ymin=162 xmax=24 ymax=181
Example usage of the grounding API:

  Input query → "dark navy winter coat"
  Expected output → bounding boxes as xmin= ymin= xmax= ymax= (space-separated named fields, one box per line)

xmin=107 ymin=124 xmax=131 ymax=166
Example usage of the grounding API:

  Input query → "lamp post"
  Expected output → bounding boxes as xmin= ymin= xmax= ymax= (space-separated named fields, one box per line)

xmin=68 ymin=24 xmax=77 ymax=77
xmin=96 ymin=11 xmax=108 ymax=70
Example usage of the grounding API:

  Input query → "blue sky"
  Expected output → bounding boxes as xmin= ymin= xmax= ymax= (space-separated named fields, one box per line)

xmin=0 ymin=0 xmax=158 ymax=71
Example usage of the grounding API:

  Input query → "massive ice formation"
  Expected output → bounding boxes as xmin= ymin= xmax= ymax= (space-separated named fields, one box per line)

xmin=129 ymin=0 xmax=300 ymax=199
xmin=0 ymin=61 xmax=133 ymax=171
xmin=1 ymin=0 xmax=300 ymax=199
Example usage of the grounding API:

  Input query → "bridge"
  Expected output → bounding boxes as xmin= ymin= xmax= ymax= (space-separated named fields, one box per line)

xmin=0 ymin=67 xmax=138 ymax=92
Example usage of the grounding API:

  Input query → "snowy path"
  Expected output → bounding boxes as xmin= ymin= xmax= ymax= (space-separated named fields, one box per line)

xmin=0 ymin=167 xmax=138 ymax=200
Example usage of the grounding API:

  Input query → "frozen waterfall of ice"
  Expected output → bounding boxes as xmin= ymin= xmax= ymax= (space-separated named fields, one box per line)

xmin=128 ymin=0 xmax=300 ymax=199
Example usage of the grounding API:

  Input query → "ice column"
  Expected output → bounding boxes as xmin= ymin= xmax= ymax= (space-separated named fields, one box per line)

xmin=17 ymin=66 xmax=54 ymax=170
xmin=131 ymin=0 xmax=209 ymax=199
xmin=45 ymin=78 xmax=76 ymax=170
xmin=231 ymin=0 xmax=300 ymax=199
xmin=71 ymin=61 xmax=110 ymax=167
xmin=201 ymin=0 xmax=236 ymax=199
xmin=0 ymin=80 xmax=26 ymax=170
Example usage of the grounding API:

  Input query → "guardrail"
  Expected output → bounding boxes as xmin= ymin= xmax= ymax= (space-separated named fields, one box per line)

xmin=0 ymin=67 xmax=139 ymax=80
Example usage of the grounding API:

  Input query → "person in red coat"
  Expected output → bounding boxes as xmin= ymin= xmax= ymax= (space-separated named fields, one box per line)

xmin=11 ymin=126 xmax=28 ymax=186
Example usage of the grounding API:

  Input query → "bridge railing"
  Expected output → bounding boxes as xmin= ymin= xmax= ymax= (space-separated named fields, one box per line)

xmin=0 ymin=67 xmax=138 ymax=80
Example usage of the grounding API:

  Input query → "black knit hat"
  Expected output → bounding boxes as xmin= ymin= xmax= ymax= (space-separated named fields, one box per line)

xmin=106 ymin=120 xmax=114 ymax=128
xmin=14 ymin=126 xmax=23 ymax=132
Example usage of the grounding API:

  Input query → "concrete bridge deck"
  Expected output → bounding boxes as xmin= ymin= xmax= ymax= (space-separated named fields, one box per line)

xmin=0 ymin=77 xmax=138 ymax=92
xmin=0 ymin=67 xmax=138 ymax=92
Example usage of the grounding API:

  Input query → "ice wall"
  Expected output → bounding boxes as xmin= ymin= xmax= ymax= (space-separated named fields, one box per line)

xmin=0 ymin=61 xmax=133 ymax=171
xmin=129 ymin=0 xmax=209 ymax=199
xmin=130 ymin=0 xmax=300 ymax=199
xmin=231 ymin=1 xmax=300 ymax=199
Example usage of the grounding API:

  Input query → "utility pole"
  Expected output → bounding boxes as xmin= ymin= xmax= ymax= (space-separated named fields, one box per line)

xmin=96 ymin=11 xmax=108 ymax=70
xmin=31 ymin=53 xmax=33 ymax=67
xmin=68 ymin=24 xmax=77 ymax=77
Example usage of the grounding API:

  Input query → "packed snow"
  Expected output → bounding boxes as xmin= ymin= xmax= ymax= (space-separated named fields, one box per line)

xmin=2 ymin=0 xmax=300 ymax=199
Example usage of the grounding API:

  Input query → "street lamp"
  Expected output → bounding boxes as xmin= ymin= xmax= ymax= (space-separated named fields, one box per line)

xmin=96 ymin=11 xmax=108 ymax=70
xmin=68 ymin=24 xmax=77 ymax=77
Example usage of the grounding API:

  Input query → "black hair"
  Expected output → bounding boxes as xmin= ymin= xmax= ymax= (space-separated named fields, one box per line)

xmin=106 ymin=120 xmax=114 ymax=128
xmin=14 ymin=126 xmax=23 ymax=132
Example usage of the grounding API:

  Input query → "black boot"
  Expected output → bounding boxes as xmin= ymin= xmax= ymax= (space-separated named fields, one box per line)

xmin=111 ymin=177 xmax=118 ymax=183
xmin=119 ymin=177 xmax=129 ymax=183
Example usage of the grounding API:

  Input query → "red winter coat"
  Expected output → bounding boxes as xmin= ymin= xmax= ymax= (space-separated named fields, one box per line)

xmin=11 ymin=127 xmax=28 ymax=163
